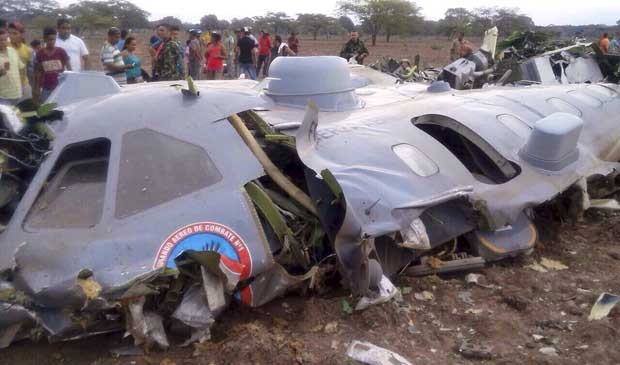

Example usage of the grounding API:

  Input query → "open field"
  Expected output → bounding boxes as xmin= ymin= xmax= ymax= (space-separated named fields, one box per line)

xmin=38 ymin=33 xmax=472 ymax=73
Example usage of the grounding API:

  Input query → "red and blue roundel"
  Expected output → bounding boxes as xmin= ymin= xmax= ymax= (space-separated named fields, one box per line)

xmin=153 ymin=222 xmax=252 ymax=281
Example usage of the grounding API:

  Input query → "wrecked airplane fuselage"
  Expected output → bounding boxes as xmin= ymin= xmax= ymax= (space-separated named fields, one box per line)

xmin=1 ymin=56 xmax=620 ymax=348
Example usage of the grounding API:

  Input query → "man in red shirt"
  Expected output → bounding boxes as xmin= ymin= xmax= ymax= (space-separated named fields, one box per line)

xmin=257 ymin=31 xmax=271 ymax=78
xmin=34 ymin=27 xmax=70 ymax=103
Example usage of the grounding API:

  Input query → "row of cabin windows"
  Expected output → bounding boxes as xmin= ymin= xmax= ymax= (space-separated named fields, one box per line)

xmin=25 ymin=129 xmax=222 ymax=230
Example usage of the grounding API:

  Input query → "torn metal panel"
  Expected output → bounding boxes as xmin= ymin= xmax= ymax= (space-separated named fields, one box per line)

xmin=565 ymin=57 xmax=604 ymax=84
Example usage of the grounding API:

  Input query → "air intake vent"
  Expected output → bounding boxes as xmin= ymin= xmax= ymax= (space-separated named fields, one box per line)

xmin=265 ymin=56 xmax=362 ymax=111
xmin=519 ymin=112 xmax=583 ymax=171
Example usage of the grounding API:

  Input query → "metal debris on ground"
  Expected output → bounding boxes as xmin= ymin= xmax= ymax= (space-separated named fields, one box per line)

xmin=457 ymin=340 xmax=494 ymax=360
xmin=502 ymin=294 xmax=530 ymax=311
xmin=109 ymin=345 xmax=145 ymax=358
xmin=355 ymin=275 xmax=401 ymax=311
xmin=539 ymin=346 xmax=559 ymax=357
xmin=346 ymin=340 xmax=413 ymax=365
xmin=457 ymin=291 xmax=474 ymax=305
xmin=588 ymin=293 xmax=619 ymax=321
xmin=465 ymin=273 xmax=483 ymax=286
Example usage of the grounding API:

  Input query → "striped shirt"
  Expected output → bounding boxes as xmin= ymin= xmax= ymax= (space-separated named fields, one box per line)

xmin=101 ymin=42 xmax=127 ymax=85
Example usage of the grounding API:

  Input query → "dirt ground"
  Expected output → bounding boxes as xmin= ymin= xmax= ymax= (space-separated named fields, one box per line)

xmin=1 ymin=210 xmax=619 ymax=365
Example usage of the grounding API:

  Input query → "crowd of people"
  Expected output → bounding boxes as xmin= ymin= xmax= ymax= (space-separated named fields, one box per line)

xmin=0 ymin=18 xmax=88 ymax=104
xmin=2 ymin=14 xmax=620 ymax=106
xmin=598 ymin=32 xmax=620 ymax=53
xmin=0 ymin=17 xmax=314 ymax=104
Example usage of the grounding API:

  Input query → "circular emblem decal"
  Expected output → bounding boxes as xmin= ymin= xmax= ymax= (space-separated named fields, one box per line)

xmin=153 ymin=222 xmax=252 ymax=281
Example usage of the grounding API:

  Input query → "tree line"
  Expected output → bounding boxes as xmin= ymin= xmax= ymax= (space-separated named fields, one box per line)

xmin=2 ymin=0 xmax=619 ymax=42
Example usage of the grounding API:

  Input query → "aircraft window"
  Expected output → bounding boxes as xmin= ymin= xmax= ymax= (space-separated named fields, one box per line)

xmin=414 ymin=115 xmax=520 ymax=184
xmin=547 ymin=98 xmax=582 ymax=117
xmin=115 ymin=129 xmax=222 ymax=219
xmin=25 ymin=139 xmax=110 ymax=229
xmin=392 ymin=144 xmax=439 ymax=177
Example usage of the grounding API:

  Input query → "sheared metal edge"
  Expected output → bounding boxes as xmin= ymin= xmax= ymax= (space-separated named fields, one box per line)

xmin=105 ymin=268 xmax=167 ymax=300
xmin=200 ymin=266 xmax=226 ymax=315
xmin=0 ymin=323 xmax=23 ymax=349
xmin=395 ymin=186 xmax=474 ymax=209
xmin=126 ymin=296 xmax=169 ymax=349
xmin=294 ymin=101 xmax=381 ymax=296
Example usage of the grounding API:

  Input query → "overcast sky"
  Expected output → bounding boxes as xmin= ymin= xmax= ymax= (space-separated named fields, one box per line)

xmin=59 ymin=0 xmax=620 ymax=26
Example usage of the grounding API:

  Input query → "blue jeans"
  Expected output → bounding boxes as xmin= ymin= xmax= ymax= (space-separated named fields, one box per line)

xmin=239 ymin=63 xmax=257 ymax=80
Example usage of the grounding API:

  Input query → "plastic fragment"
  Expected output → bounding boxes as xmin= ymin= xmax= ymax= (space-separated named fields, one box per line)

xmin=539 ymin=347 xmax=559 ymax=356
xmin=355 ymin=275 xmax=401 ymax=310
xmin=414 ymin=290 xmax=434 ymax=301
xmin=588 ymin=293 xmax=619 ymax=321
xmin=346 ymin=340 xmax=413 ymax=365
xmin=540 ymin=258 xmax=568 ymax=271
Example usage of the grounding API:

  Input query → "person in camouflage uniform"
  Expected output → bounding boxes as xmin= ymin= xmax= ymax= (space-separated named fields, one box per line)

xmin=340 ymin=31 xmax=369 ymax=65
xmin=154 ymin=24 xmax=182 ymax=81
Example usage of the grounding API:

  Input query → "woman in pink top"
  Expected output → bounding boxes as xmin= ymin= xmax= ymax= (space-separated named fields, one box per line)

xmin=205 ymin=33 xmax=226 ymax=80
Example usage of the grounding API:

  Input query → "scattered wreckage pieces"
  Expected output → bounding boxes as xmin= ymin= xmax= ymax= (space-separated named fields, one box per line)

xmin=369 ymin=56 xmax=441 ymax=84
xmin=2 ymin=61 xmax=620 ymax=351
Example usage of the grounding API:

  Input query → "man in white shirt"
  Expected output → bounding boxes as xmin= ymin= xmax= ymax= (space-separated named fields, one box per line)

xmin=55 ymin=18 xmax=89 ymax=72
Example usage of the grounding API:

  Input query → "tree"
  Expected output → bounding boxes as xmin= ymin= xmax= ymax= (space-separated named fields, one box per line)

xmin=439 ymin=8 xmax=475 ymax=35
xmin=64 ymin=0 xmax=150 ymax=32
xmin=253 ymin=12 xmax=294 ymax=35
xmin=0 ymin=0 xmax=59 ymax=23
xmin=383 ymin=0 xmax=421 ymax=42
xmin=338 ymin=15 xmax=355 ymax=32
xmin=325 ymin=18 xmax=347 ymax=39
xmin=297 ymin=13 xmax=331 ymax=40
xmin=469 ymin=7 xmax=534 ymax=36
xmin=29 ymin=14 xmax=57 ymax=30
xmin=218 ymin=19 xmax=230 ymax=30
xmin=200 ymin=14 xmax=219 ymax=30
xmin=152 ymin=16 xmax=183 ymax=28
xmin=339 ymin=0 xmax=420 ymax=46
xmin=230 ymin=17 xmax=254 ymax=31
